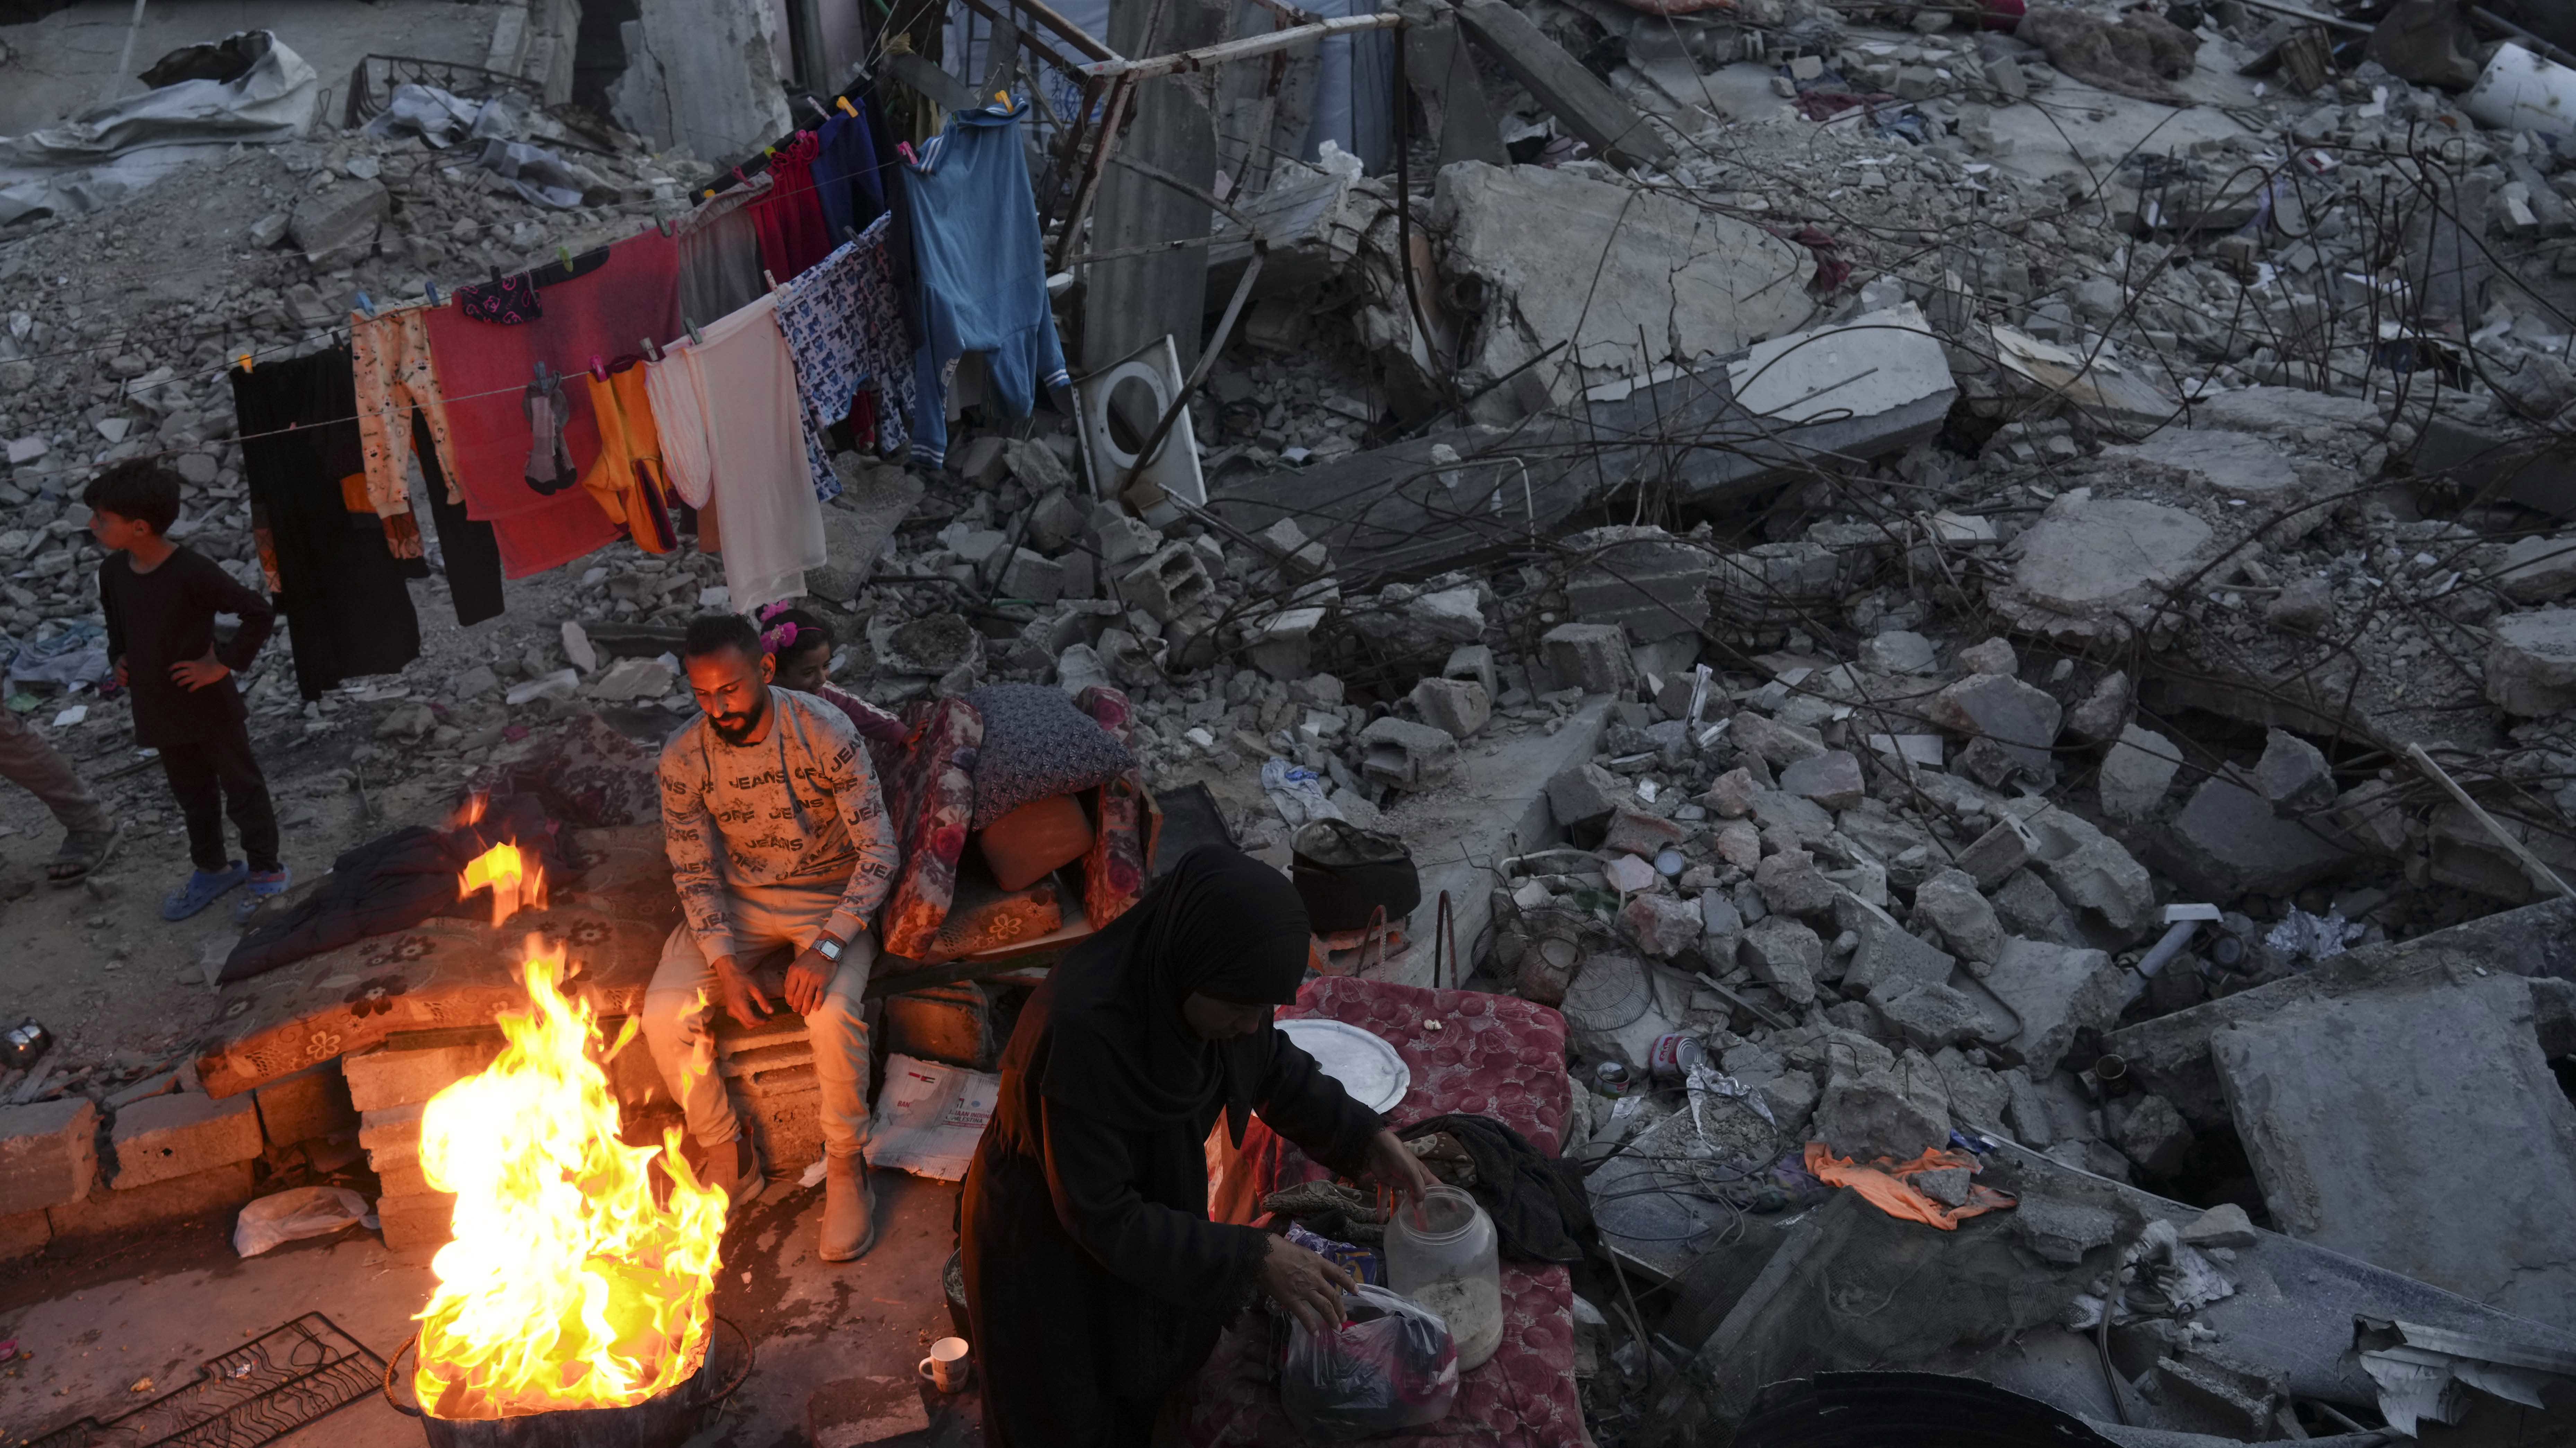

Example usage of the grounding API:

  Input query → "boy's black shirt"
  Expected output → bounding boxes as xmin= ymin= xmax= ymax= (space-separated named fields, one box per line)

xmin=99 ymin=547 xmax=275 ymax=749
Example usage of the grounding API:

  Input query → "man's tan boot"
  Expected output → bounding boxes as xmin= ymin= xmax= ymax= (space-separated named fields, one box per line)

xmin=820 ymin=1151 xmax=880 ymax=1262
xmin=693 ymin=1133 xmax=764 ymax=1217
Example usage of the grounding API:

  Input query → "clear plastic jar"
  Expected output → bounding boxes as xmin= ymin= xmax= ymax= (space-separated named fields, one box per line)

xmin=1385 ymin=1185 xmax=1503 ymax=1371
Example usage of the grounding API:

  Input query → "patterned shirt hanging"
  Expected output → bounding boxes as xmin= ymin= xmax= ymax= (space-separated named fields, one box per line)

xmin=774 ymin=213 xmax=917 ymax=500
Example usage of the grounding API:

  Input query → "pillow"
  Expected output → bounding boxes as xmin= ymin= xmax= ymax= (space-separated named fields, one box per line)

xmin=963 ymin=683 xmax=1137 ymax=829
xmin=979 ymin=793 xmax=1095 ymax=892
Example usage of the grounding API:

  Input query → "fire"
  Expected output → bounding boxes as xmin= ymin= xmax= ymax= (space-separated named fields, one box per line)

xmin=459 ymin=841 xmax=545 ymax=927
xmin=411 ymin=941 xmax=728 ymax=1420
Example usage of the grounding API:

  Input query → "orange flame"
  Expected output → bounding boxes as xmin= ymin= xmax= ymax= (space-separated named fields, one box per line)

xmin=459 ymin=842 xmax=546 ymax=928
xmin=412 ymin=941 xmax=728 ymax=1420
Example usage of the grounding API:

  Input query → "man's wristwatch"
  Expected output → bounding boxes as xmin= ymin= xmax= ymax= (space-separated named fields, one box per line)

xmin=815 ymin=934 xmax=844 ymax=963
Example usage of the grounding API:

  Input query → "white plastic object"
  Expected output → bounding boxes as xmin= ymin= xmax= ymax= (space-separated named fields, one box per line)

xmin=1385 ymin=1184 xmax=1504 ymax=1371
xmin=2465 ymin=43 xmax=2576 ymax=141
xmin=233 ymin=1186 xmax=374 ymax=1257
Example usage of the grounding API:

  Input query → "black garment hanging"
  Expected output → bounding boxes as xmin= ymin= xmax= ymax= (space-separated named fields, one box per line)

xmin=230 ymin=348 xmax=422 ymax=700
xmin=415 ymin=412 xmax=505 ymax=626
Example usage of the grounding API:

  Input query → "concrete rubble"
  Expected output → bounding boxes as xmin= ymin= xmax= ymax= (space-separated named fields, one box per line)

xmin=5 ymin=0 xmax=2576 ymax=1440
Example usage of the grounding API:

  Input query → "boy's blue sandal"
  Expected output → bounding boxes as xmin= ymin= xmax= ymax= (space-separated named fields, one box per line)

xmin=162 ymin=862 xmax=248 ymax=921
xmin=231 ymin=867 xmax=293 ymax=925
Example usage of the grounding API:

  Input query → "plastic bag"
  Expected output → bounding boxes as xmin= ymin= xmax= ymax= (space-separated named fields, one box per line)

xmin=233 ymin=1186 xmax=376 ymax=1257
xmin=1282 ymin=1284 xmax=1461 ymax=1439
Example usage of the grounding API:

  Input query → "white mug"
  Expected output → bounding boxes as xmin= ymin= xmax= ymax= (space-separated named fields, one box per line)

xmin=918 ymin=1336 xmax=971 ymax=1393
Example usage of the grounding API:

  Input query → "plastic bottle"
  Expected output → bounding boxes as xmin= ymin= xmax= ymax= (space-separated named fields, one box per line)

xmin=1385 ymin=1185 xmax=1503 ymax=1371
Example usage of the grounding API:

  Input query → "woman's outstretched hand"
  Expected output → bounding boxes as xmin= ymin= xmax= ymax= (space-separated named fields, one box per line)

xmin=1260 ymin=1235 xmax=1354 ymax=1335
xmin=1360 ymin=1129 xmax=1438 ymax=1207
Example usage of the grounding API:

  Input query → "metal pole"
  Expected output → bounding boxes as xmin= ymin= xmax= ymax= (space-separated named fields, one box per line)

xmin=1079 ymin=11 xmax=1405 ymax=80
xmin=102 ymin=0 xmax=150 ymax=107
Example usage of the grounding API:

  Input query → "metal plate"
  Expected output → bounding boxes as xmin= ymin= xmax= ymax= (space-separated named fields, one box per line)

xmin=1277 ymin=1018 xmax=1411 ymax=1115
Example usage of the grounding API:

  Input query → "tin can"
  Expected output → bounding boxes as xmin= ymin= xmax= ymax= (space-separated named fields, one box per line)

xmin=1648 ymin=1032 xmax=1705 ymax=1083
xmin=1593 ymin=1061 xmax=1631 ymax=1098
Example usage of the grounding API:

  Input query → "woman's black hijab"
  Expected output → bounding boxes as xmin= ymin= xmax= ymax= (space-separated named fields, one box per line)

xmin=1042 ymin=846 xmax=1312 ymax=1145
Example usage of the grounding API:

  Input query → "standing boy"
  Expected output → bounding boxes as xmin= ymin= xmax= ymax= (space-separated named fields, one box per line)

xmin=84 ymin=460 xmax=289 ymax=922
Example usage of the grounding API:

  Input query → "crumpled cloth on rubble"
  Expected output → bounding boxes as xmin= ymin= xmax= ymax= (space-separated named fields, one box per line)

xmin=1803 ymin=1142 xmax=2017 ymax=1229
xmin=2016 ymin=4 xmax=2201 ymax=107
xmin=4 ymin=621 xmax=113 ymax=694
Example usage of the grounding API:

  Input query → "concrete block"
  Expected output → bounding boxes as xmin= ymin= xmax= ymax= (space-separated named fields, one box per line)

xmin=1731 ymin=712 xmax=1825 ymax=767
xmin=1357 ymin=716 xmax=1461 ymax=789
xmin=1601 ymin=807 xmax=1685 ymax=859
xmin=377 ymin=1189 xmax=458 ymax=1252
xmin=1869 ymin=979 xmax=1992 ymax=1051
xmin=1118 ymin=542 xmax=1215 ymax=623
xmin=358 ymin=1102 xmax=424 ymax=1158
xmin=1410 ymin=677 xmax=1491 ymax=738
xmin=50 ymin=1161 xmax=255 ymax=1240
xmin=1443 ymin=644 xmax=1498 ymax=697
xmin=287 ymin=178 xmax=388 ymax=267
xmin=1562 ymin=525 xmax=1712 ymax=642
xmin=0 ymin=1097 xmax=97 ymax=1215
xmin=1913 ymin=868 xmax=2003 ymax=969
xmin=345 ymin=1039 xmax=502 ymax=1113
xmin=1814 ymin=1052 xmax=1951 ymax=1161
xmin=2490 ymin=533 xmax=2576 ymax=603
xmin=1983 ymin=937 xmax=2125 ymax=1075
xmin=1743 ymin=917 xmax=1821 ymax=1004
xmin=1928 ymin=672 xmax=2062 ymax=783
xmin=994 ymin=547 xmax=1066 ymax=605
xmin=1840 ymin=917 xmax=1957 ymax=997
xmin=110 ymin=1092 xmax=262 ymax=1189
xmin=2253 ymin=728 xmax=2334 ymax=809
xmin=1539 ymin=622 xmax=1637 ymax=696
xmin=883 ymin=984 xmax=997 ymax=1070
xmin=1753 ymin=848 xmax=1836 ymax=918
xmin=2099 ymin=724 xmax=2183 ymax=823
xmin=1778 ymin=750 xmax=1864 ymax=811
xmin=955 ymin=434 xmax=1009 ymax=487
xmin=1954 ymin=816 xmax=2033 ymax=889
xmin=1548 ymin=762 xmax=1624 ymax=828
xmin=1245 ymin=605 xmax=1325 ymax=680
xmin=0 ymin=1208 xmax=48 ymax=1261
xmin=251 ymin=1062 xmax=357 ymax=1147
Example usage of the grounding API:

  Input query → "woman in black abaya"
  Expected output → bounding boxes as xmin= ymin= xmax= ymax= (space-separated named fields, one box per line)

xmin=960 ymin=846 xmax=1433 ymax=1446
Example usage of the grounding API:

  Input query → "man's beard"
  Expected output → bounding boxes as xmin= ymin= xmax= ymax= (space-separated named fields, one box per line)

xmin=708 ymin=688 xmax=769 ymax=744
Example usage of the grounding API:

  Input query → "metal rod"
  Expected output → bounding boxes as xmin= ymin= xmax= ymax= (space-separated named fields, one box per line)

xmin=102 ymin=0 xmax=150 ymax=106
xmin=2404 ymin=743 xmax=2576 ymax=900
xmin=1050 ymin=71 xmax=1135 ymax=271
xmin=2232 ymin=0 xmax=2372 ymax=35
xmin=1080 ymin=11 xmax=1405 ymax=79
xmin=1118 ymin=247 xmax=1265 ymax=497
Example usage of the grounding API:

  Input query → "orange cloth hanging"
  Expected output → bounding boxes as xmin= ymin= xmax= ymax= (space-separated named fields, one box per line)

xmin=576 ymin=364 xmax=678 ymax=553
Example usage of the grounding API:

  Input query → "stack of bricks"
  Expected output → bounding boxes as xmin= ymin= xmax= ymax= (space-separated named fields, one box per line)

xmin=0 ymin=1061 xmax=356 ymax=1259
xmin=715 ymin=1016 xmax=824 ymax=1179
xmin=345 ymin=1036 xmax=500 ymax=1251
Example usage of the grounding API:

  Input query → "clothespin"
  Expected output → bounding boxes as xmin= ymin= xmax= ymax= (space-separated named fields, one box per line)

xmin=837 ymin=96 xmax=858 ymax=118
xmin=657 ymin=217 xmax=675 ymax=237
xmin=236 ymin=352 xmax=253 ymax=373
xmin=995 ymin=90 xmax=1009 ymax=107
xmin=764 ymin=270 xmax=779 ymax=292
xmin=491 ymin=265 xmax=505 ymax=288
xmin=557 ymin=244 xmax=573 ymax=269
xmin=590 ymin=354 xmax=608 ymax=382
xmin=702 ymin=188 xmax=716 ymax=201
xmin=534 ymin=360 xmax=551 ymax=388
xmin=354 ymin=290 xmax=376 ymax=319
xmin=426 ymin=281 xmax=441 ymax=307
xmin=641 ymin=336 xmax=661 ymax=362
xmin=685 ymin=317 xmax=705 ymax=346
xmin=898 ymin=141 xmax=917 ymax=163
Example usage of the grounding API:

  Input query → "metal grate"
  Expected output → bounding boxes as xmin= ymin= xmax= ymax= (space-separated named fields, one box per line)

xmin=26 ymin=1313 xmax=385 ymax=1448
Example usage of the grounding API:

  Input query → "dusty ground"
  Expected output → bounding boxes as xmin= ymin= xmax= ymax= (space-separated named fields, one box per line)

xmin=0 ymin=554 xmax=598 ymax=1091
xmin=0 ymin=1169 xmax=978 ymax=1444
xmin=0 ymin=0 xmax=493 ymax=135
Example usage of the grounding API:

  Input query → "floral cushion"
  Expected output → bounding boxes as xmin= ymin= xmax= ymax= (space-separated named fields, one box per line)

xmin=1071 ymin=685 xmax=1155 ymax=927
xmin=1177 ymin=979 xmax=1584 ymax=1448
xmin=871 ymin=695 xmax=982 ymax=960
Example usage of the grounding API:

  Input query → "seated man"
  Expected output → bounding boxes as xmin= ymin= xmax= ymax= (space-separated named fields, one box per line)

xmin=644 ymin=613 xmax=900 ymax=1261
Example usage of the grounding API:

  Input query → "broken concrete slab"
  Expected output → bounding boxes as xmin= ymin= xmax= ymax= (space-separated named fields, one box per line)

xmin=1928 ymin=672 xmax=2063 ymax=784
xmin=1913 ymin=868 xmax=2005 ymax=968
xmin=2161 ymin=768 xmax=2353 ymax=900
xmin=2099 ymin=723 xmax=2185 ymax=823
xmin=1991 ymin=494 xmax=2220 ymax=646
xmin=2103 ymin=428 xmax=2338 ymax=541
xmin=1539 ymin=622 xmax=1638 ymax=696
xmin=2009 ymin=801 xmax=2157 ymax=938
xmin=1435 ymin=160 xmax=1813 ymax=405
xmin=1984 ymin=936 xmax=2127 ymax=1075
xmin=1452 ymin=0 xmax=1673 ymax=170
xmin=1743 ymin=916 xmax=1823 ymax=1005
xmin=2110 ymin=897 xmax=2576 ymax=1128
xmin=1562 ymin=525 xmax=1712 ymax=642
xmin=2210 ymin=975 xmax=2576 ymax=1331
xmin=2486 ymin=607 xmax=2576 ymax=716
xmin=2487 ymin=533 xmax=2576 ymax=603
